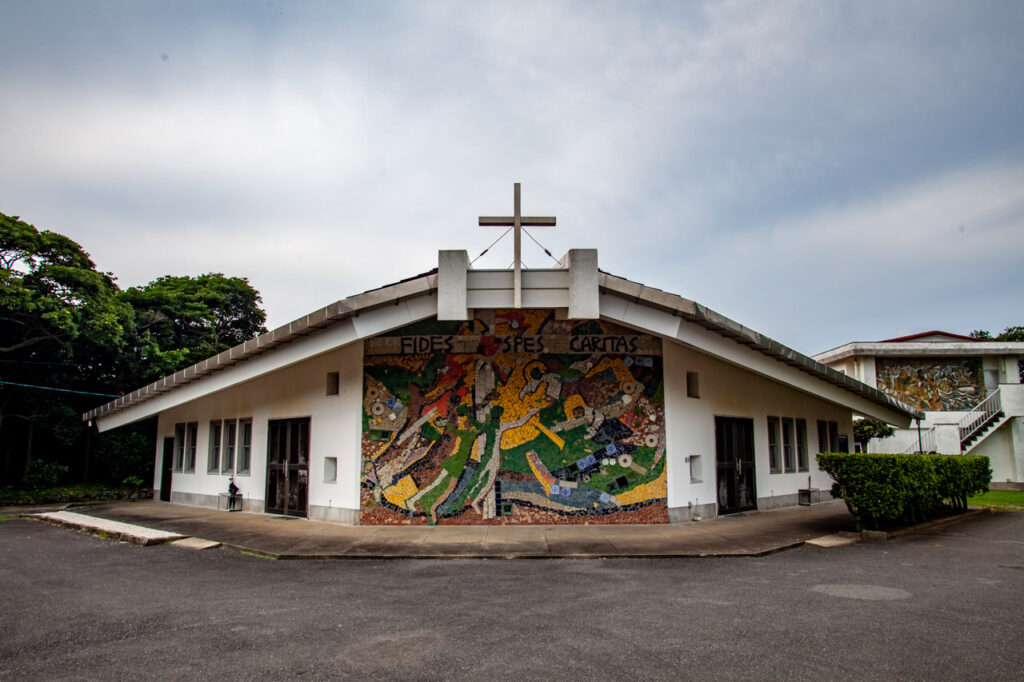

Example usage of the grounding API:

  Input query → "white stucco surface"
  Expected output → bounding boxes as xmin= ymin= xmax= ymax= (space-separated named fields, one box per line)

xmin=662 ymin=341 xmax=849 ymax=511
xmin=156 ymin=341 xmax=364 ymax=517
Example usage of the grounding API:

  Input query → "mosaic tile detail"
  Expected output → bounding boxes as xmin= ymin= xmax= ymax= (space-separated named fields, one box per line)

xmin=360 ymin=309 xmax=667 ymax=524
xmin=876 ymin=357 xmax=985 ymax=411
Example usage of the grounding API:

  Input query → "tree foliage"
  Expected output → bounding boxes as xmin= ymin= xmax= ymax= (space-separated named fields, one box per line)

xmin=120 ymin=273 xmax=266 ymax=384
xmin=0 ymin=212 xmax=267 ymax=486
xmin=970 ymin=325 xmax=1024 ymax=382
xmin=853 ymin=418 xmax=894 ymax=451
xmin=970 ymin=326 xmax=1024 ymax=341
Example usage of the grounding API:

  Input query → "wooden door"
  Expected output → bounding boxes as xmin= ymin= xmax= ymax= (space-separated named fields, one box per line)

xmin=715 ymin=417 xmax=757 ymax=515
xmin=160 ymin=437 xmax=174 ymax=502
xmin=265 ymin=418 xmax=310 ymax=517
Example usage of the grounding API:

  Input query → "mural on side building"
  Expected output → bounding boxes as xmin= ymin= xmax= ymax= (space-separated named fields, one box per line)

xmin=360 ymin=309 xmax=667 ymax=524
xmin=875 ymin=357 xmax=985 ymax=411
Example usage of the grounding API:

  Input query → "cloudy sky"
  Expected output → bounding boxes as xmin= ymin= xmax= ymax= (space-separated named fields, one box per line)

xmin=2 ymin=1 xmax=1022 ymax=355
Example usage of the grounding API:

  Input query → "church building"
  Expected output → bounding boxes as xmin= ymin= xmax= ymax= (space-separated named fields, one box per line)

xmin=84 ymin=186 xmax=919 ymax=524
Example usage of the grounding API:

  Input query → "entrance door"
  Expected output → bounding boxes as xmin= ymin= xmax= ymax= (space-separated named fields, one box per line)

xmin=160 ymin=437 xmax=174 ymax=502
xmin=265 ymin=418 xmax=310 ymax=517
xmin=715 ymin=417 xmax=756 ymax=515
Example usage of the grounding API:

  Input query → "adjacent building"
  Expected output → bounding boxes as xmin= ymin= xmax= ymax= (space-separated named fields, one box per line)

xmin=814 ymin=331 xmax=1024 ymax=487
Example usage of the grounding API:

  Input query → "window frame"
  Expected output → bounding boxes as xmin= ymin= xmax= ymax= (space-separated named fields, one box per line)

xmin=237 ymin=418 xmax=253 ymax=475
xmin=221 ymin=419 xmax=237 ymax=474
xmin=767 ymin=417 xmax=781 ymax=474
xmin=207 ymin=421 xmax=222 ymax=474
xmin=182 ymin=422 xmax=198 ymax=473
xmin=796 ymin=419 xmax=808 ymax=472
xmin=782 ymin=417 xmax=795 ymax=473
xmin=173 ymin=423 xmax=185 ymax=472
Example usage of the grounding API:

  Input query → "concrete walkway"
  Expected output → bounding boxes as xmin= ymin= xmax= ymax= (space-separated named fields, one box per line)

xmin=27 ymin=499 xmax=861 ymax=559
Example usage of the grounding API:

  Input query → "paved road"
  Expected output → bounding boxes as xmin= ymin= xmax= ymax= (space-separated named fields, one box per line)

xmin=1 ymin=512 xmax=1022 ymax=681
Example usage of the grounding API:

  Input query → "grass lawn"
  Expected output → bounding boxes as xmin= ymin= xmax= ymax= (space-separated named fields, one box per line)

xmin=967 ymin=489 xmax=1024 ymax=510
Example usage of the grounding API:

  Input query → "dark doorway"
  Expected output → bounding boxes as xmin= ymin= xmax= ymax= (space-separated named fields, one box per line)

xmin=715 ymin=417 xmax=756 ymax=515
xmin=265 ymin=418 xmax=310 ymax=517
xmin=160 ymin=437 xmax=174 ymax=502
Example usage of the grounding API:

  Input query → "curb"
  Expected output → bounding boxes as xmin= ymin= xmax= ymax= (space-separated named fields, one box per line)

xmin=858 ymin=508 xmax=990 ymax=542
xmin=27 ymin=511 xmax=186 ymax=546
xmin=214 ymin=539 xmax=808 ymax=561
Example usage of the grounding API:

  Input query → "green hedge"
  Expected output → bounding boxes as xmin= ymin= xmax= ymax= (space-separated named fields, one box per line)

xmin=816 ymin=452 xmax=991 ymax=531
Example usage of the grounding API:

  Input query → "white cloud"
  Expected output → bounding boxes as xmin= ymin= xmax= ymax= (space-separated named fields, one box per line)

xmin=1 ymin=0 xmax=1022 ymax=351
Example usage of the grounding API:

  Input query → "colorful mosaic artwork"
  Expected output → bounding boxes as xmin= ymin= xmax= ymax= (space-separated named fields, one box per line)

xmin=360 ymin=309 xmax=668 ymax=524
xmin=875 ymin=357 xmax=986 ymax=411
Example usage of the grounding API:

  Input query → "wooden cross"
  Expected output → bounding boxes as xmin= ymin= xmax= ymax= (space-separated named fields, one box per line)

xmin=478 ymin=182 xmax=556 ymax=308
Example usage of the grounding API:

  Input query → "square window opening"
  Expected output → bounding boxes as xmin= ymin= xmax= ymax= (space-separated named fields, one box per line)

xmin=324 ymin=456 xmax=337 ymax=484
xmin=326 ymin=371 xmax=340 ymax=396
xmin=686 ymin=371 xmax=700 ymax=398
xmin=689 ymin=454 xmax=703 ymax=484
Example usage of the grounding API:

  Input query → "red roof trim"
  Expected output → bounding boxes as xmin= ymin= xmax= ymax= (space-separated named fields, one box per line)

xmin=878 ymin=330 xmax=981 ymax=343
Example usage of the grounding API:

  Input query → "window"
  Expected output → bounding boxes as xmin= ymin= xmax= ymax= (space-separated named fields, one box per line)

xmin=796 ymin=419 xmax=808 ymax=472
xmin=686 ymin=371 xmax=700 ymax=398
xmin=769 ymin=416 xmax=807 ymax=474
xmin=207 ymin=421 xmax=222 ymax=473
xmin=767 ymin=417 xmax=781 ymax=474
xmin=222 ymin=420 xmax=237 ymax=474
xmin=326 ymin=371 xmax=340 ymax=396
xmin=175 ymin=422 xmax=197 ymax=473
xmin=173 ymin=423 xmax=185 ymax=472
xmin=237 ymin=418 xmax=252 ymax=475
xmin=838 ymin=434 xmax=850 ymax=453
xmin=782 ymin=418 xmax=795 ymax=473
xmin=817 ymin=420 xmax=840 ymax=453
xmin=324 ymin=456 xmax=337 ymax=483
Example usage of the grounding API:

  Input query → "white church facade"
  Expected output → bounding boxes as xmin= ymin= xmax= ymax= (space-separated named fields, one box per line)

xmin=85 ymin=260 xmax=918 ymax=524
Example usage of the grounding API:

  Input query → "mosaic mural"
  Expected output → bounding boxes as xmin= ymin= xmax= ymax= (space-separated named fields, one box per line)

xmin=360 ymin=309 xmax=667 ymax=524
xmin=875 ymin=357 xmax=985 ymax=411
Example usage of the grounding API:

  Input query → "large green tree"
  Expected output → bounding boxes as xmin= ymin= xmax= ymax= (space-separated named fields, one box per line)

xmin=120 ymin=273 xmax=267 ymax=384
xmin=1 ymin=212 xmax=268 ymax=486
xmin=1 ymin=213 xmax=133 ymax=483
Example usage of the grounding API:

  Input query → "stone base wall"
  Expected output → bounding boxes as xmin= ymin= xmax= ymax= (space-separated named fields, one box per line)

xmin=990 ymin=481 xmax=1024 ymax=491
xmin=668 ymin=502 xmax=717 ymax=523
xmin=308 ymin=505 xmax=359 ymax=524
xmin=168 ymin=491 xmax=264 ymax=513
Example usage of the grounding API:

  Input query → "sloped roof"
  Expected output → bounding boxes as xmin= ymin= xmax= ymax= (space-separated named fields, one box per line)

xmin=878 ymin=330 xmax=978 ymax=343
xmin=83 ymin=267 xmax=923 ymax=424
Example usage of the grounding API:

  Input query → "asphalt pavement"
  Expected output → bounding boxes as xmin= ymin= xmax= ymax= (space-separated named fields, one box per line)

xmin=1 ymin=510 xmax=1022 ymax=680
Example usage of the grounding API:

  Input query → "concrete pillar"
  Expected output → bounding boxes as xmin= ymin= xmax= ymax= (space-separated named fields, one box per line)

xmin=1011 ymin=418 xmax=1024 ymax=482
xmin=437 ymin=250 xmax=469 ymax=320
xmin=933 ymin=422 xmax=962 ymax=455
xmin=563 ymin=248 xmax=598 ymax=319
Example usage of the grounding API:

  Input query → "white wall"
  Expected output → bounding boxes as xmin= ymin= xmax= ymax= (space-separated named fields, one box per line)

xmin=662 ymin=340 xmax=851 ymax=515
xmin=154 ymin=341 xmax=363 ymax=515
xmin=972 ymin=422 xmax=1017 ymax=483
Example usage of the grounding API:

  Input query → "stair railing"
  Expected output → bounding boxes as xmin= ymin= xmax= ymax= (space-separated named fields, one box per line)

xmin=900 ymin=427 xmax=935 ymax=454
xmin=958 ymin=387 xmax=1002 ymax=448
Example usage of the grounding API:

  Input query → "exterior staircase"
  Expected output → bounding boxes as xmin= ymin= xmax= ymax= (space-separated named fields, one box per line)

xmin=898 ymin=387 xmax=1011 ymax=455
xmin=959 ymin=388 xmax=1006 ymax=452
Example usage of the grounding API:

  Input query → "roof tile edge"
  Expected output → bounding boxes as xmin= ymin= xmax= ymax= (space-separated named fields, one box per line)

xmin=82 ymin=269 xmax=440 ymax=422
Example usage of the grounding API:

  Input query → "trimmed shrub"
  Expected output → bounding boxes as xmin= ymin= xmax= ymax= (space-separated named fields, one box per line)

xmin=817 ymin=452 xmax=991 ymax=531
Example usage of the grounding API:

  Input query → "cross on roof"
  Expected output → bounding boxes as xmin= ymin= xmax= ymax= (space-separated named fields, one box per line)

xmin=478 ymin=182 xmax=556 ymax=308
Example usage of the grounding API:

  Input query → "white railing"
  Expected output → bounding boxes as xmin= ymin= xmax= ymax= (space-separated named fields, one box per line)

xmin=958 ymin=387 xmax=1003 ymax=447
xmin=900 ymin=427 xmax=935 ymax=454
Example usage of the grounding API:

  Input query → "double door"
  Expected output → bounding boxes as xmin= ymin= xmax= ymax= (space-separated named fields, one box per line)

xmin=265 ymin=418 xmax=310 ymax=517
xmin=715 ymin=417 xmax=757 ymax=515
